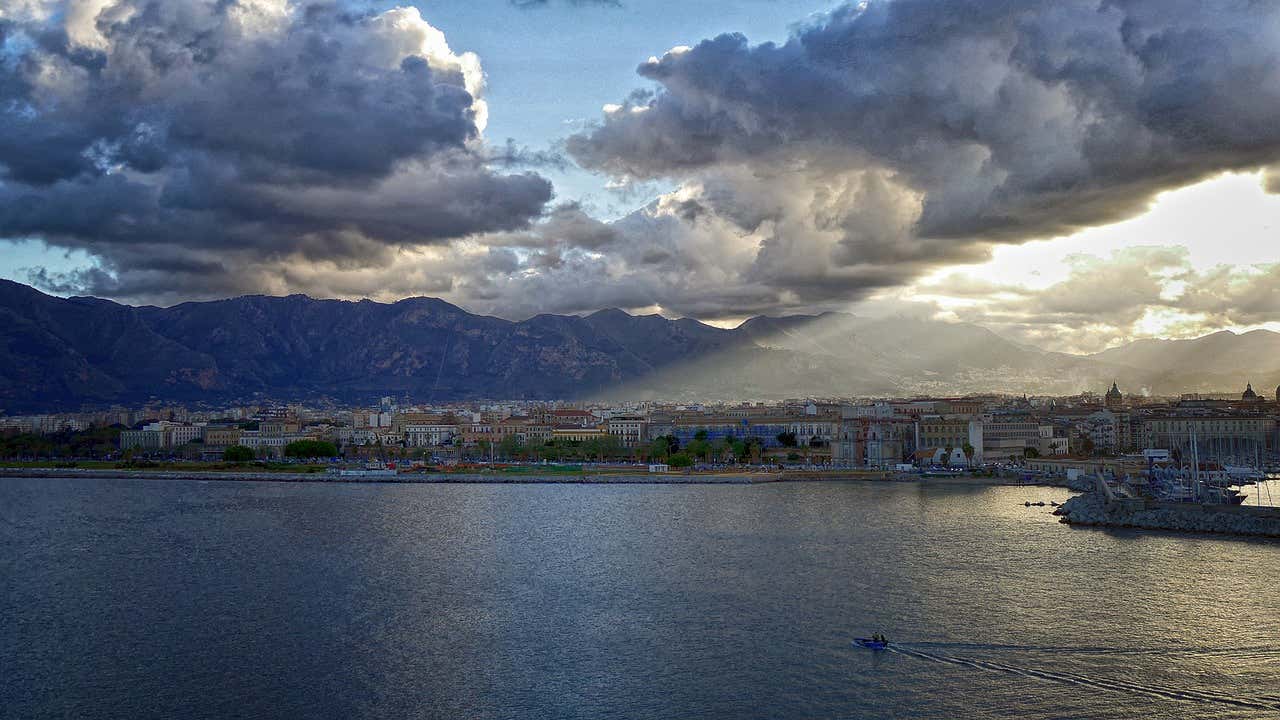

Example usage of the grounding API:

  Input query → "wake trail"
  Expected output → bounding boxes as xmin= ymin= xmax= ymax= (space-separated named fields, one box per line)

xmin=897 ymin=641 xmax=1280 ymax=658
xmin=889 ymin=645 xmax=1280 ymax=711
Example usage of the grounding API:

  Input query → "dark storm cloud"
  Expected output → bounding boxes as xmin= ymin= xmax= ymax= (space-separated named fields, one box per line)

xmin=563 ymin=0 xmax=1280 ymax=315
xmin=0 ymin=1 xmax=551 ymax=300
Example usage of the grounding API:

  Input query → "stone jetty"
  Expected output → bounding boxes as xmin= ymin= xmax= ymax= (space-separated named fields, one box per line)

xmin=1056 ymin=491 xmax=1280 ymax=539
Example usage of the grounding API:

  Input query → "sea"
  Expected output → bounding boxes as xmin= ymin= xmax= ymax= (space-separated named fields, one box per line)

xmin=3 ymin=476 xmax=1279 ymax=719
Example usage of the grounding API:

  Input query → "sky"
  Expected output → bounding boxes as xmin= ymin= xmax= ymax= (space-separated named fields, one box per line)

xmin=1 ymin=0 xmax=1279 ymax=354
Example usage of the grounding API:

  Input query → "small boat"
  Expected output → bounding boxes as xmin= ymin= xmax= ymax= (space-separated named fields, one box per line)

xmin=853 ymin=637 xmax=888 ymax=650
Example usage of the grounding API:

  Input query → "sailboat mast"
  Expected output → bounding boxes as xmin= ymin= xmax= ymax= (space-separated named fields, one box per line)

xmin=1191 ymin=430 xmax=1200 ymax=502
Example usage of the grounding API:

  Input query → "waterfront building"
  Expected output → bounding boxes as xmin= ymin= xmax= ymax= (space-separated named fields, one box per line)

xmin=1024 ymin=456 xmax=1147 ymax=479
xmin=117 ymin=421 xmax=203 ymax=450
xmin=645 ymin=414 xmax=675 ymax=441
xmin=916 ymin=416 xmax=971 ymax=453
xmin=237 ymin=429 xmax=316 ymax=457
xmin=485 ymin=417 xmax=552 ymax=446
xmin=461 ymin=421 xmax=496 ymax=446
xmin=167 ymin=424 xmax=204 ymax=446
xmin=1136 ymin=413 xmax=1270 ymax=461
xmin=832 ymin=414 xmax=915 ymax=466
xmin=968 ymin=416 xmax=1066 ymax=463
xmin=976 ymin=417 xmax=1039 ymax=462
xmin=204 ymin=426 xmax=243 ymax=448
xmin=551 ymin=426 xmax=608 ymax=443
xmin=787 ymin=416 xmax=837 ymax=446
xmin=831 ymin=418 xmax=864 ymax=465
xmin=606 ymin=416 xmax=649 ymax=448
xmin=670 ymin=415 xmax=795 ymax=449
xmin=523 ymin=423 xmax=553 ymax=445
xmin=119 ymin=429 xmax=164 ymax=451
xmin=865 ymin=420 xmax=913 ymax=468
xmin=403 ymin=424 xmax=459 ymax=448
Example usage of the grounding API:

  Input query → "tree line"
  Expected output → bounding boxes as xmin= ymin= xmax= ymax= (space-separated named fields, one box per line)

xmin=457 ymin=430 xmax=777 ymax=466
xmin=0 ymin=426 xmax=123 ymax=459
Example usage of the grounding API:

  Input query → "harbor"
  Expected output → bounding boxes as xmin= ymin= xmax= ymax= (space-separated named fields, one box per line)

xmin=1054 ymin=460 xmax=1280 ymax=538
xmin=1056 ymin=484 xmax=1280 ymax=538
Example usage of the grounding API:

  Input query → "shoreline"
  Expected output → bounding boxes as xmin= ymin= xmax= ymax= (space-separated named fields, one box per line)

xmin=0 ymin=466 xmax=1067 ymax=486
xmin=0 ymin=466 xmax=777 ymax=484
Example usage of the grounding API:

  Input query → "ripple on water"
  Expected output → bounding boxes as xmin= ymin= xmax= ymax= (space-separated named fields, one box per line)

xmin=2 ymin=477 xmax=1278 ymax=720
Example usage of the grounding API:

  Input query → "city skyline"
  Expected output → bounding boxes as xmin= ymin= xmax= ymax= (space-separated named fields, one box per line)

xmin=1 ymin=0 xmax=1279 ymax=354
xmin=6 ymin=5 xmax=1280 ymax=717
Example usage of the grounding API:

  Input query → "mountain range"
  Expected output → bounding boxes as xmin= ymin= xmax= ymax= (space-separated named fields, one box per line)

xmin=2 ymin=279 xmax=1278 ymax=412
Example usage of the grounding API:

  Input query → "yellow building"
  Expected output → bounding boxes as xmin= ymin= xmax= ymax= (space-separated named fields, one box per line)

xmin=204 ymin=426 xmax=243 ymax=447
xmin=552 ymin=427 xmax=608 ymax=443
xmin=917 ymin=416 xmax=971 ymax=450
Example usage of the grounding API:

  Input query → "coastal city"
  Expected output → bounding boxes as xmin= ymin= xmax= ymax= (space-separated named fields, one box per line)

xmin=8 ymin=380 xmax=1280 ymax=536
xmin=7 ymin=1 xmax=1280 ymax=717
xmin=3 ymin=382 xmax=1278 ymax=475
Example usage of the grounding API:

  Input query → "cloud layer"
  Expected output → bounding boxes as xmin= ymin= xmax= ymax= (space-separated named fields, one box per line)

xmin=3 ymin=0 xmax=1280 ymax=342
xmin=0 ymin=0 xmax=551 ymax=299
xmin=563 ymin=0 xmax=1280 ymax=317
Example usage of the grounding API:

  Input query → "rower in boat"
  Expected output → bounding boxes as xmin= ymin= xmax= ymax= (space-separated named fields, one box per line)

xmin=854 ymin=634 xmax=889 ymax=650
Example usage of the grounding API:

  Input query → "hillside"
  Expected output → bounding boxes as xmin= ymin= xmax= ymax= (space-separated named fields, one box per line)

xmin=2 ymin=280 xmax=1278 ymax=410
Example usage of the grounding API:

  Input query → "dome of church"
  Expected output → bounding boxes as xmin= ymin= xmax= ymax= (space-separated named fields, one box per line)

xmin=1242 ymin=383 xmax=1258 ymax=401
xmin=1105 ymin=382 xmax=1122 ymax=406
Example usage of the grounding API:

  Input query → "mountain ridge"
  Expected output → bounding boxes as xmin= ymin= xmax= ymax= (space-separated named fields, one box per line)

xmin=1 ymin=280 xmax=1277 ymax=411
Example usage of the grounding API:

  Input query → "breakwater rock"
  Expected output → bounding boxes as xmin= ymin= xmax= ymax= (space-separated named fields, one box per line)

xmin=1057 ymin=492 xmax=1280 ymax=539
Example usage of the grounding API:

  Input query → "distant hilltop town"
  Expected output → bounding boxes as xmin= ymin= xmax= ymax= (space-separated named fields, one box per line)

xmin=2 ymin=382 xmax=1278 ymax=469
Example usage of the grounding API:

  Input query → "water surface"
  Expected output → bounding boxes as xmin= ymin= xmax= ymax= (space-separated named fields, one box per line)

xmin=3 ymin=477 xmax=1278 ymax=719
